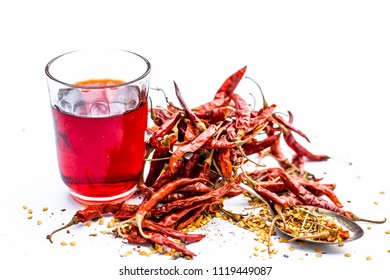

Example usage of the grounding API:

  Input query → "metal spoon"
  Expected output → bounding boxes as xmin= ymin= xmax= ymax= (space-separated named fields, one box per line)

xmin=275 ymin=205 xmax=365 ymax=244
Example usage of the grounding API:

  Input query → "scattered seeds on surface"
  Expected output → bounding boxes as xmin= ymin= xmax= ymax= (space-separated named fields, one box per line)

xmin=344 ymin=253 xmax=351 ymax=257
xmin=139 ymin=251 xmax=151 ymax=256
xmin=122 ymin=251 xmax=133 ymax=257
xmin=37 ymin=220 xmax=42 ymax=225
xmin=42 ymin=207 xmax=48 ymax=212
xmin=69 ymin=242 xmax=77 ymax=246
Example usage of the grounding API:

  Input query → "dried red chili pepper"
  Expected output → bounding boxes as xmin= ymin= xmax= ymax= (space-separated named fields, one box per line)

xmin=174 ymin=81 xmax=206 ymax=132
xmin=231 ymin=93 xmax=252 ymax=139
xmin=193 ymin=66 xmax=247 ymax=112
xmin=272 ymin=112 xmax=310 ymax=142
xmin=177 ymin=182 xmax=212 ymax=194
xmin=158 ymin=198 xmax=217 ymax=227
xmin=246 ymin=104 xmax=276 ymax=133
xmin=241 ymin=133 xmax=281 ymax=156
xmin=153 ymin=182 xmax=231 ymax=215
xmin=216 ymin=148 xmax=233 ymax=180
xmin=183 ymin=120 xmax=200 ymax=144
xmin=144 ymin=146 xmax=170 ymax=187
xmin=150 ymin=107 xmax=173 ymax=125
xmin=275 ymin=168 xmax=354 ymax=219
xmin=181 ymin=152 xmax=201 ymax=178
xmin=203 ymin=136 xmax=236 ymax=149
xmin=169 ymin=124 xmax=218 ymax=171
xmin=296 ymin=177 xmax=342 ymax=208
xmin=135 ymin=177 xmax=211 ymax=238
xmin=254 ymin=184 xmax=289 ymax=208
xmin=121 ymin=226 xmax=199 ymax=257
xmin=194 ymin=106 xmax=234 ymax=122
xmin=133 ymin=219 xmax=205 ymax=243
xmin=148 ymin=111 xmax=181 ymax=148
xmin=150 ymin=160 xmax=184 ymax=192
xmin=176 ymin=204 xmax=209 ymax=230
xmin=283 ymin=131 xmax=329 ymax=162
xmin=143 ymin=229 xmax=197 ymax=257
xmin=46 ymin=202 xmax=124 ymax=242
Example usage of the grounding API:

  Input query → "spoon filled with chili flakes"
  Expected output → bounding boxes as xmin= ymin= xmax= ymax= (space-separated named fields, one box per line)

xmin=273 ymin=205 xmax=364 ymax=244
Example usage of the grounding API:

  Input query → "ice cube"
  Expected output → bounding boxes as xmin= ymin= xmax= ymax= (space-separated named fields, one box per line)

xmin=57 ymin=88 xmax=83 ymax=114
xmin=117 ymin=85 xmax=140 ymax=111
xmin=90 ymin=102 xmax=109 ymax=117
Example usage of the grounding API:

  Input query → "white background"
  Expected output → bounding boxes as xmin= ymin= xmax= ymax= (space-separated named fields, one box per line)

xmin=1 ymin=0 xmax=390 ymax=279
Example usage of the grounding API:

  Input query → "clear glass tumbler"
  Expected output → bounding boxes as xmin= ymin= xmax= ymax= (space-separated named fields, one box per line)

xmin=45 ymin=49 xmax=151 ymax=204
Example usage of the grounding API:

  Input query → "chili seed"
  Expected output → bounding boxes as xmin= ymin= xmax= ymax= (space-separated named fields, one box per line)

xmin=99 ymin=218 xmax=104 ymax=225
xmin=28 ymin=209 xmax=33 ymax=214
xmin=366 ymin=256 xmax=372 ymax=260
xmin=37 ymin=220 xmax=42 ymax=225
xmin=42 ymin=207 xmax=48 ymax=212
xmin=69 ymin=242 xmax=77 ymax=246
xmin=60 ymin=242 xmax=67 ymax=246
xmin=85 ymin=221 xmax=92 ymax=227
xmin=316 ymin=253 xmax=322 ymax=258
xmin=385 ymin=230 xmax=390 ymax=234
xmin=23 ymin=205 xmax=28 ymax=210
xmin=253 ymin=252 xmax=259 ymax=257
xmin=122 ymin=250 xmax=133 ymax=257
xmin=237 ymin=221 xmax=245 ymax=228
xmin=344 ymin=253 xmax=351 ymax=257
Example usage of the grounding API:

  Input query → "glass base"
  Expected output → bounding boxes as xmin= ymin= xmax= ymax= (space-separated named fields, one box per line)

xmin=69 ymin=185 xmax=138 ymax=204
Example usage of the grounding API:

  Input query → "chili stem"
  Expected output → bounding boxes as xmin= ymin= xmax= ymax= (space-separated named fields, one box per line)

xmin=46 ymin=216 xmax=80 ymax=243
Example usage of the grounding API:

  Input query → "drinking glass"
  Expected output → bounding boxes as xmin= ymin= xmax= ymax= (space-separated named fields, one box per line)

xmin=45 ymin=49 xmax=151 ymax=203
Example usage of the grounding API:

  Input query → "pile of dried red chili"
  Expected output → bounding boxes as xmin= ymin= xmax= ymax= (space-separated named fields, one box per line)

xmin=47 ymin=66 xmax=357 ymax=258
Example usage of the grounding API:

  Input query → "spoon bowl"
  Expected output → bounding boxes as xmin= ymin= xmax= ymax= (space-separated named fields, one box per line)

xmin=275 ymin=205 xmax=364 ymax=244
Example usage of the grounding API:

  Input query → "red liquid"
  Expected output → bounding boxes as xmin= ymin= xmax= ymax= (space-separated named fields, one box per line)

xmin=51 ymin=80 xmax=148 ymax=203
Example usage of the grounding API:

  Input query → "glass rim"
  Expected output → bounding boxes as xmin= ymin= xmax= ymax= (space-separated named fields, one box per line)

xmin=44 ymin=48 xmax=151 ymax=90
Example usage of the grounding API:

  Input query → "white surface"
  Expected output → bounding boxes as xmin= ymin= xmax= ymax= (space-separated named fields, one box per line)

xmin=1 ymin=0 xmax=390 ymax=279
